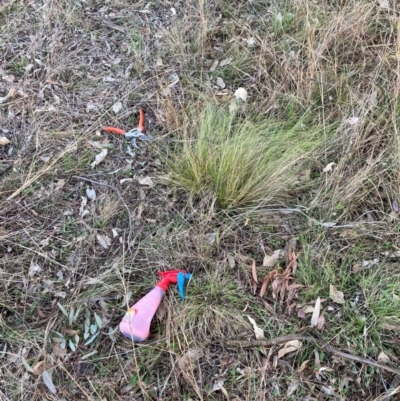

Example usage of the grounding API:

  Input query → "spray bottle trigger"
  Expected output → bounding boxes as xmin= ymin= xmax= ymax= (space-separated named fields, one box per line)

xmin=177 ymin=272 xmax=192 ymax=299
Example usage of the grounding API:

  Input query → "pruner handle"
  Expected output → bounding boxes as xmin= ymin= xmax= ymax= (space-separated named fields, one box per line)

xmin=138 ymin=109 xmax=146 ymax=133
xmin=104 ymin=109 xmax=145 ymax=135
xmin=103 ymin=126 xmax=126 ymax=135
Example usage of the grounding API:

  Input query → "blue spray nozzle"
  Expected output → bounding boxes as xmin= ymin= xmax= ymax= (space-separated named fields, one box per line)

xmin=177 ymin=272 xmax=192 ymax=299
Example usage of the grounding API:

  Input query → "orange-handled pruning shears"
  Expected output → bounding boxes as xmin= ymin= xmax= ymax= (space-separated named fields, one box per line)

xmin=103 ymin=109 xmax=152 ymax=148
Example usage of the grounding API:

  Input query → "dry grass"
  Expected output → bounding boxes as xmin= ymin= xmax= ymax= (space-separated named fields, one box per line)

xmin=1 ymin=0 xmax=400 ymax=400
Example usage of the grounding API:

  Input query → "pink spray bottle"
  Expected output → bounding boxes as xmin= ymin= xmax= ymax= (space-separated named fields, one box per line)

xmin=119 ymin=269 xmax=192 ymax=341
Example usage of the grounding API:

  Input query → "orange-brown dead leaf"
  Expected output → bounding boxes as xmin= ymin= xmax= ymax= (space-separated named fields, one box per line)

xmin=259 ymin=269 xmax=277 ymax=297
xmin=287 ymin=250 xmax=300 ymax=275
xmin=286 ymin=284 xmax=303 ymax=306
xmin=250 ymin=242 xmax=300 ymax=307
xmin=33 ymin=361 xmax=45 ymax=375
xmin=287 ymin=284 xmax=304 ymax=292
xmin=37 ymin=306 xmax=46 ymax=318
xmin=317 ymin=314 xmax=326 ymax=330
xmin=286 ymin=239 xmax=297 ymax=258
xmin=272 ymin=276 xmax=285 ymax=299
xmin=52 ymin=343 xmax=67 ymax=360
xmin=261 ymin=298 xmax=275 ymax=314
xmin=33 ymin=361 xmax=53 ymax=376
xmin=64 ymin=329 xmax=80 ymax=336
xmin=251 ymin=259 xmax=258 ymax=294
xmin=280 ymin=285 xmax=286 ymax=304
xmin=297 ymin=360 xmax=310 ymax=373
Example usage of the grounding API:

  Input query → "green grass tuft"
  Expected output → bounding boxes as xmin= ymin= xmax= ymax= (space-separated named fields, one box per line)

xmin=167 ymin=103 xmax=330 ymax=209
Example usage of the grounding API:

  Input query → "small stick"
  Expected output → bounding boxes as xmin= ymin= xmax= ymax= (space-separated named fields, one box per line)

xmin=226 ymin=334 xmax=310 ymax=348
xmin=72 ymin=175 xmax=120 ymax=192
xmin=225 ymin=335 xmax=400 ymax=376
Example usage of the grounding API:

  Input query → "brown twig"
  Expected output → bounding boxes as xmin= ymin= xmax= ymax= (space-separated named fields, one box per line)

xmin=225 ymin=334 xmax=400 ymax=376
xmin=72 ymin=175 xmax=121 ymax=192
xmin=226 ymin=334 xmax=310 ymax=348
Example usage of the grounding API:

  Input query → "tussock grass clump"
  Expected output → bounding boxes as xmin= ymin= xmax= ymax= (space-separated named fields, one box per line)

xmin=167 ymin=103 xmax=328 ymax=209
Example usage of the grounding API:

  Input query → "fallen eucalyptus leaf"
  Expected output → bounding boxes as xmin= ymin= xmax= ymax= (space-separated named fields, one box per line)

xmin=310 ymin=297 xmax=321 ymax=327
xmin=79 ymin=196 xmax=89 ymax=217
xmin=32 ymin=360 xmax=45 ymax=375
xmin=112 ymin=101 xmax=122 ymax=114
xmin=177 ymin=348 xmax=203 ymax=371
xmin=86 ymin=102 xmax=99 ymax=113
xmin=90 ymin=149 xmax=108 ymax=168
xmin=287 ymin=382 xmax=299 ymax=397
xmin=303 ymin=305 xmax=315 ymax=314
xmin=205 ymin=232 xmax=216 ymax=244
xmin=323 ymin=162 xmax=336 ymax=173
xmin=263 ymin=249 xmax=283 ymax=267
xmin=0 ymin=137 xmax=10 ymax=146
xmin=42 ymin=371 xmax=57 ymax=394
xmin=212 ymin=379 xmax=228 ymax=396
xmin=321 ymin=221 xmax=336 ymax=228
xmin=378 ymin=351 xmax=390 ymax=364
xmin=86 ymin=188 xmax=96 ymax=200
xmin=22 ymin=358 xmax=34 ymax=373
xmin=28 ymin=261 xmax=42 ymax=277
xmin=0 ymin=87 xmax=16 ymax=104
xmin=330 ymin=285 xmax=345 ymax=304
xmin=297 ymin=359 xmax=310 ymax=373
xmin=317 ymin=314 xmax=326 ymax=330
xmin=40 ymin=155 xmax=51 ymax=163
xmin=220 ymin=57 xmax=232 ymax=67
xmin=57 ymin=302 xmax=68 ymax=318
xmin=247 ymin=315 xmax=264 ymax=339
xmin=96 ymin=235 xmax=111 ymax=249
xmin=138 ymin=176 xmax=154 ymax=186
xmin=56 ymin=179 xmax=65 ymax=189
xmin=81 ymin=350 xmax=98 ymax=360
xmin=120 ymin=178 xmax=134 ymax=184
xmin=84 ymin=331 xmax=100 ymax=346
xmin=161 ymin=86 xmax=172 ymax=96
xmin=216 ymin=77 xmax=225 ymax=89
xmin=345 ymin=116 xmax=360 ymax=125
xmin=87 ymin=140 xmax=105 ymax=149
xmin=210 ymin=60 xmax=219 ymax=71
xmin=69 ymin=339 xmax=76 ymax=352
xmin=378 ymin=0 xmax=390 ymax=8
xmin=2 ymin=74 xmax=14 ymax=83
xmin=277 ymin=340 xmax=302 ymax=359
xmin=94 ymin=313 xmax=103 ymax=329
